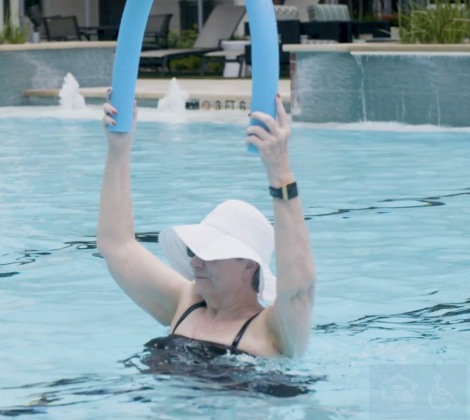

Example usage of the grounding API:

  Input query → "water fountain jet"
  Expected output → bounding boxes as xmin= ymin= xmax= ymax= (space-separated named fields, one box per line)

xmin=58 ymin=73 xmax=86 ymax=110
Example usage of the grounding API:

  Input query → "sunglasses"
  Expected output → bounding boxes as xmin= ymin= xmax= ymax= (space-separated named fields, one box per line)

xmin=186 ymin=247 xmax=195 ymax=258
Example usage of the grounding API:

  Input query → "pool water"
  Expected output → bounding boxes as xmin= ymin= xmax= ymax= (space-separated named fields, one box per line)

xmin=0 ymin=109 xmax=469 ymax=419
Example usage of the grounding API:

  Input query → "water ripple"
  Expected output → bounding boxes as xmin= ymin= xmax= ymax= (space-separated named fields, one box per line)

xmin=2 ymin=187 xmax=468 ymax=275
xmin=316 ymin=298 xmax=470 ymax=339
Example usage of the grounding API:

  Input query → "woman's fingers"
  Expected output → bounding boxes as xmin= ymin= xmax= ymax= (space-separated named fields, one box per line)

xmin=250 ymin=93 xmax=288 ymax=130
xmin=102 ymin=89 xmax=118 ymax=128
xmin=246 ymin=96 xmax=291 ymax=164
xmin=246 ymin=124 xmax=271 ymax=141
xmin=102 ymin=104 xmax=117 ymax=127
xmin=250 ymin=110 xmax=277 ymax=133
xmin=103 ymin=114 xmax=116 ymax=127
xmin=246 ymin=134 xmax=265 ymax=150
xmin=103 ymin=102 xmax=117 ymax=116
xmin=275 ymin=94 xmax=288 ymax=128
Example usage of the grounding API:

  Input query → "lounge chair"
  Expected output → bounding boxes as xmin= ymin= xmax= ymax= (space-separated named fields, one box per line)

xmin=43 ymin=15 xmax=84 ymax=41
xmin=301 ymin=4 xmax=391 ymax=43
xmin=142 ymin=13 xmax=173 ymax=50
xmin=140 ymin=5 xmax=246 ymax=75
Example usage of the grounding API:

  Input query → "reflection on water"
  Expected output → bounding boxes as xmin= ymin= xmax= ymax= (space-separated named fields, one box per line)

xmin=2 ymin=187 xmax=468 ymax=277
xmin=0 ymin=233 xmax=158 ymax=278
xmin=0 ymin=374 xmax=157 ymax=417
xmin=0 ymin=365 xmax=325 ymax=417
xmin=316 ymin=298 xmax=470 ymax=339
xmin=304 ymin=187 xmax=470 ymax=219
xmin=0 ymin=295 xmax=468 ymax=416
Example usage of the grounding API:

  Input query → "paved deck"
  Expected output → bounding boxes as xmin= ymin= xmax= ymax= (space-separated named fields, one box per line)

xmin=23 ymin=78 xmax=292 ymax=109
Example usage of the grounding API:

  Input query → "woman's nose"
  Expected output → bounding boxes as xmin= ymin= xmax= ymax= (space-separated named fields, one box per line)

xmin=189 ymin=254 xmax=204 ymax=268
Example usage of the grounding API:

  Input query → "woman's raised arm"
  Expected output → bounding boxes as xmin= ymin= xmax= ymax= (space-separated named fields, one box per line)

xmin=246 ymin=95 xmax=316 ymax=357
xmin=97 ymin=98 xmax=189 ymax=326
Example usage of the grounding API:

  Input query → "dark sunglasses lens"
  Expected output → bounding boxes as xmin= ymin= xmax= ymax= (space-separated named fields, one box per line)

xmin=186 ymin=247 xmax=195 ymax=258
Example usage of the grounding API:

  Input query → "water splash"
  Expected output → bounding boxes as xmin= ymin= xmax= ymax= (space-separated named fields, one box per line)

xmin=156 ymin=78 xmax=189 ymax=114
xmin=58 ymin=73 xmax=86 ymax=110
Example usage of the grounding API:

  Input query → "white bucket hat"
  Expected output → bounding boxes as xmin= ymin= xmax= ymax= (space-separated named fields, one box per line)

xmin=159 ymin=199 xmax=276 ymax=302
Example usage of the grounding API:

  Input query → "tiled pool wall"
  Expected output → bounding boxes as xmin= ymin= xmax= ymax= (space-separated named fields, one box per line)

xmin=0 ymin=42 xmax=115 ymax=106
xmin=288 ymin=44 xmax=470 ymax=127
xmin=3 ymin=42 xmax=470 ymax=127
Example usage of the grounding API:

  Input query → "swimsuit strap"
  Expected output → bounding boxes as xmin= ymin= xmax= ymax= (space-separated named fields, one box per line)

xmin=231 ymin=312 xmax=261 ymax=352
xmin=172 ymin=301 xmax=207 ymax=334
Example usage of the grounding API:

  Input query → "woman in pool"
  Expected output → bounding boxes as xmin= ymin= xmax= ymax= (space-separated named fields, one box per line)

xmin=98 ymin=94 xmax=315 ymax=358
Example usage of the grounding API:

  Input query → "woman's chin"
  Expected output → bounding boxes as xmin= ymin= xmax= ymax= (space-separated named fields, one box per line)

xmin=194 ymin=279 xmax=210 ymax=294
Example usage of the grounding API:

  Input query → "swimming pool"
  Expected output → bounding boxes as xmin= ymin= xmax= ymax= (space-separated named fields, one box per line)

xmin=0 ymin=107 xmax=469 ymax=419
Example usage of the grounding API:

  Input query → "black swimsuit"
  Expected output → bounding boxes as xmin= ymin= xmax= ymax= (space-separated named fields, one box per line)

xmin=174 ymin=301 xmax=260 ymax=352
xmin=144 ymin=301 xmax=261 ymax=357
xmin=124 ymin=302 xmax=320 ymax=397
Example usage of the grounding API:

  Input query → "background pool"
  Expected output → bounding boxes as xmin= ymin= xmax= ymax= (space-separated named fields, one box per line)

xmin=0 ymin=110 xmax=469 ymax=419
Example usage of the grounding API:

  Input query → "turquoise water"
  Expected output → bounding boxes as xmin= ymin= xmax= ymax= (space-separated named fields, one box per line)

xmin=0 ymin=110 xmax=469 ymax=419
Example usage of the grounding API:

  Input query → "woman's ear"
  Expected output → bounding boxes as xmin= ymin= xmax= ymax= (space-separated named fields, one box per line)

xmin=245 ymin=260 xmax=260 ymax=272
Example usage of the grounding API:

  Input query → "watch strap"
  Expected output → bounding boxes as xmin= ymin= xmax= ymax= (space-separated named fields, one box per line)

xmin=269 ymin=181 xmax=298 ymax=200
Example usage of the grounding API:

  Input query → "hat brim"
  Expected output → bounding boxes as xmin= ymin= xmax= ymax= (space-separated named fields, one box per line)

xmin=160 ymin=224 xmax=276 ymax=302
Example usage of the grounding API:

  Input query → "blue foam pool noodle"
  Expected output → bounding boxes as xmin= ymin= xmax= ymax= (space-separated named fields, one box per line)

xmin=245 ymin=0 xmax=280 ymax=154
xmin=108 ymin=0 xmax=154 ymax=133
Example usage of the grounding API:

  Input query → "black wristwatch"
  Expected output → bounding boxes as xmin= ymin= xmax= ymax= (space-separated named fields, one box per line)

xmin=269 ymin=181 xmax=298 ymax=200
